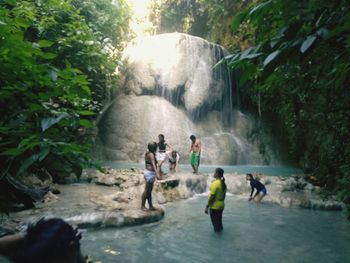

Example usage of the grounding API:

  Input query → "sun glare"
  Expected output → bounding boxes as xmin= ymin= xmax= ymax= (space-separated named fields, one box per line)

xmin=128 ymin=0 xmax=154 ymax=37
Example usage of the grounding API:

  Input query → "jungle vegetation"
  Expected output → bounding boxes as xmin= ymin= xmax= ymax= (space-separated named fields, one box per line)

xmin=151 ymin=0 xmax=350 ymax=216
xmin=0 ymin=0 xmax=130 ymax=209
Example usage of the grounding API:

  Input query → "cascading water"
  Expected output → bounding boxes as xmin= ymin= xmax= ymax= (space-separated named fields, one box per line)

xmin=95 ymin=33 xmax=276 ymax=165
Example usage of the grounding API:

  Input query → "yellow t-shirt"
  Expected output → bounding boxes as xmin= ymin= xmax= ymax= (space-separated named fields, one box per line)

xmin=209 ymin=179 xmax=226 ymax=210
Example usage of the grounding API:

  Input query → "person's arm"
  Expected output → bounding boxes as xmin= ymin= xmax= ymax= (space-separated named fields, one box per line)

xmin=197 ymin=139 xmax=201 ymax=154
xmin=166 ymin=142 xmax=172 ymax=151
xmin=205 ymin=182 xmax=216 ymax=213
xmin=175 ymin=154 xmax=179 ymax=172
xmin=150 ymin=153 xmax=161 ymax=180
xmin=205 ymin=194 xmax=215 ymax=214
xmin=0 ymin=233 xmax=25 ymax=258
xmin=248 ymin=183 xmax=255 ymax=201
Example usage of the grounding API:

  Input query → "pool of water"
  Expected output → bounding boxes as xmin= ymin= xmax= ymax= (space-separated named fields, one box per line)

xmin=81 ymin=196 xmax=350 ymax=263
xmin=103 ymin=162 xmax=301 ymax=176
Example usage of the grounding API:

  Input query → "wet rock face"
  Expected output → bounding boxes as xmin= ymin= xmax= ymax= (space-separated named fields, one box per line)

xmin=95 ymin=33 xmax=276 ymax=165
xmin=96 ymin=94 xmax=269 ymax=164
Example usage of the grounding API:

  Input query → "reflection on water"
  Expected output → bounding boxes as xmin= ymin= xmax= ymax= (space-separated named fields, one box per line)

xmin=103 ymin=162 xmax=302 ymax=176
xmin=81 ymin=196 xmax=350 ymax=263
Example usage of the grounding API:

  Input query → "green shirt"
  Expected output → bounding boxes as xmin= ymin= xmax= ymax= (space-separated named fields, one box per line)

xmin=209 ymin=179 xmax=226 ymax=210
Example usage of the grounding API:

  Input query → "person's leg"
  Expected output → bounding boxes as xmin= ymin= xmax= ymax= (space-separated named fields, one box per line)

xmin=190 ymin=153 xmax=196 ymax=173
xmin=158 ymin=160 xmax=164 ymax=175
xmin=218 ymin=209 xmax=223 ymax=231
xmin=194 ymin=154 xmax=200 ymax=174
xmin=141 ymin=183 xmax=148 ymax=210
xmin=256 ymin=192 xmax=266 ymax=202
xmin=256 ymin=189 xmax=267 ymax=202
xmin=209 ymin=209 xmax=221 ymax=232
xmin=146 ymin=182 xmax=156 ymax=210
xmin=169 ymin=162 xmax=175 ymax=173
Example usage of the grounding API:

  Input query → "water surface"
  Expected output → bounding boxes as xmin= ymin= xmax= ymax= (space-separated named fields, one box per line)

xmin=81 ymin=196 xmax=350 ymax=263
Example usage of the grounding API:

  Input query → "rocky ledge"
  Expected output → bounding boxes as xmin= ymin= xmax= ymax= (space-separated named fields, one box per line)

xmin=0 ymin=168 xmax=345 ymax=236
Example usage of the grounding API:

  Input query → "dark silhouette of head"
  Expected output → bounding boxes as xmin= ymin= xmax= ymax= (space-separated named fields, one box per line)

xmin=246 ymin=173 xmax=254 ymax=181
xmin=148 ymin=142 xmax=158 ymax=153
xmin=215 ymin=168 xmax=224 ymax=178
xmin=12 ymin=218 xmax=84 ymax=263
xmin=171 ymin=151 xmax=177 ymax=158
xmin=214 ymin=168 xmax=227 ymax=192
xmin=190 ymin=135 xmax=196 ymax=142
xmin=158 ymin=134 xmax=164 ymax=142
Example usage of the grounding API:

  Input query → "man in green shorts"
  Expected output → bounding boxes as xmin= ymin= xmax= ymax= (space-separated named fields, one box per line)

xmin=189 ymin=135 xmax=201 ymax=174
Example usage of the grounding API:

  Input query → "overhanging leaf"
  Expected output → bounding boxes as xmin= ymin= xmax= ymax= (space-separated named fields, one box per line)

xmin=16 ymin=154 xmax=40 ymax=176
xmin=41 ymin=52 xmax=57 ymax=60
xmin=41 ymin=112 xmax=69 ymax=131
xmin=300 ymin=35 xmax=317 ymax=53
xmin=38 ymin=40 xmax=54 ymax=47
xmin=78 ymin=110 xmax=96 ymax=116
xmin=249 ymin=0 xmax=272 ymax=16
xmin=263 ymin=50 xmax=281 ymax=67
xmin=79 ymin=119 xmax=94 ymax=128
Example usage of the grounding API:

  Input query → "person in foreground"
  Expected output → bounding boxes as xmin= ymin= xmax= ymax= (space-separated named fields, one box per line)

xmin=189 ymin=135 xmax=201 ymax=174
xmin=0 ymin=218 xmax=86 ymax=263
xmin=205 ymin=168 xmax=227 ymax=232
xmin=246 ymin=173 xmax=267 ymax=202
xmin=141 ymin=142 xmax=161 ymax=211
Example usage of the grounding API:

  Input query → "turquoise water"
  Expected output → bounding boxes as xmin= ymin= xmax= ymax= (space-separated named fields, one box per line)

xmin=81 ymin=196 xmax=350 ymax=263
xmin=103 ymin=162 xmax=302 ymax=176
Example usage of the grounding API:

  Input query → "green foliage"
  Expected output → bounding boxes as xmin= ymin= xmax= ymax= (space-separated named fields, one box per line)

xmin=150 ymin=0 xmax=208 ymax=37
xmin=149 ymin=0 xmax=255 ymax=50
xmin=0 ymin=0 xmax=130 ymax=187
xmin=226 ymin=0 xmax=350 ymax=210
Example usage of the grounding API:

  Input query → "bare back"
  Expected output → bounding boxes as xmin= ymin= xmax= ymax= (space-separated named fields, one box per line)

xmin=145 ymin=151 xmax=157 ymax=171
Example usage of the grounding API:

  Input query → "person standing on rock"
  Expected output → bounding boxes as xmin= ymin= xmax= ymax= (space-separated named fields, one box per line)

xmin=156 ymin=134 xmax=171 ymax=177
xmin=189 ymin=135 xmax=201 ymax=174
xmin=246 ymin=173 xmax=267 ymax=202
xmin=142 ymin=142 xmax=161 ymax=211
xmin=205 ymin=168 xmax=227 ymax=232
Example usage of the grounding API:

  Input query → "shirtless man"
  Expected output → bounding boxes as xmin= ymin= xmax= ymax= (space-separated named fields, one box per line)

xmin=189 ymin=135 xmax=201 ymax=174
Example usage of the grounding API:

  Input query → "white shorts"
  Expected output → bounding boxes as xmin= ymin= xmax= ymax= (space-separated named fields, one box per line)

xmin=156 ymin=152 xmax=167 ymax=161
xmin=144 ymin=169 xmax=156 ymax=183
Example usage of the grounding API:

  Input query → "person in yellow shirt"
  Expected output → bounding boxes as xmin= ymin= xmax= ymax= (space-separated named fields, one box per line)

xmin=205 ymin=168 xmax=227 ymax=232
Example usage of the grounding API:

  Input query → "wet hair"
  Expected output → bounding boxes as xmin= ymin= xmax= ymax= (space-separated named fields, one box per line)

xmin=190 ymin=135 xmax=196 ymax=140
xmin=246 ymin=173 xmax=254 ymax=180
xmin=147 ymin=142 xmax=157 ymax=153
xmin=13 ymin=218 xmax=82 ymax=263
xmin=158 ymin=134 xmax=164 ymax=140
xmin=215 ymin=168 xmax=227 ymax=192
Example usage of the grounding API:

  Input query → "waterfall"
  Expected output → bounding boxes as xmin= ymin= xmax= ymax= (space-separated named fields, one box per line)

xmin=95 ymin=33 xmax=276 ymax=165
